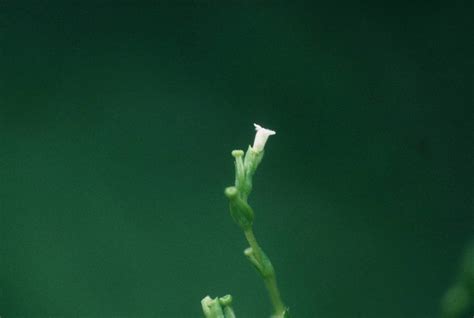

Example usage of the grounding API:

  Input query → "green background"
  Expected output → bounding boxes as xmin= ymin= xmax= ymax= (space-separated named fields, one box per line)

xmin=1 ymin=2 xmax=472 ymax=317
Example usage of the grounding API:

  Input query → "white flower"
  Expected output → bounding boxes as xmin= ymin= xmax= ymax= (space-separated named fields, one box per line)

xmin=252 ymin=123 xmax=276 ymax=152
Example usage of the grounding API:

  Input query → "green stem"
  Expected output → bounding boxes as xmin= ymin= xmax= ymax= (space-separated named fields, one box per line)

xmin=244 ymin=229 xmax=286 ymax=316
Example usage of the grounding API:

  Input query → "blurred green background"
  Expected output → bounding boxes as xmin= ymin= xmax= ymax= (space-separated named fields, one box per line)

xmin=1 ymin=2 xmax=472 ymax=317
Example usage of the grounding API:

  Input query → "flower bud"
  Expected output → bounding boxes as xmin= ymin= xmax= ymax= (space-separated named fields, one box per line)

xmin=225 ymin=187 xmax=254 ymax=230
xmin=232 ymin=150 xmax=245 ymax=189
xmin=201 ymin=296 xmax=225 ymax=318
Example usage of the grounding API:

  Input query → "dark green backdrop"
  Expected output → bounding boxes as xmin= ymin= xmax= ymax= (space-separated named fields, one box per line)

xmin=1 ymin=2 xmax=472 ymax=317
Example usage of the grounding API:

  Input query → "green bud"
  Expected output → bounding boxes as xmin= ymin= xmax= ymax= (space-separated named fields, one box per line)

xmin=244 ymin=247 xmax=263 ymax=274
xmin=201 ymin=296 xmax=225 ymax=318
xmin=231 ymin=150 xmax=244 ymax=157
xmin=244 ymin=247 xmax=274 ymax=278
xmin=219 ymin=295 xmax=236 ymax=318
xmin=225 ymin=186 xmax=254 ymax=230
xmin=231 ymin=150 xmax=245 ymax=190
xmin=202 ymin=295 xmax=236 ymax=318
xmin=218 ymin=294 xmax=233 ymax=306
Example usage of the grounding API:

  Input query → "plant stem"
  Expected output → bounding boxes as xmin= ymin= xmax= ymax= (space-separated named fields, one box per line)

xmin=244 ymin=229 xmax=286 ymax=317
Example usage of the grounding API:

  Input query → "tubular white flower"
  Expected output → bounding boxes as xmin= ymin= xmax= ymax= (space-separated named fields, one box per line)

xmin=252 ymin=123 xmax=276 ymax=152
